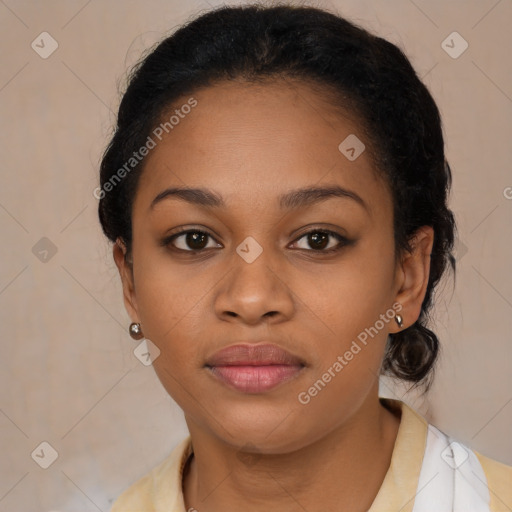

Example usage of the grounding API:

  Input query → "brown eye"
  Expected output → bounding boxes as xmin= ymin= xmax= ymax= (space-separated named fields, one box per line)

xmin=307 ymin=232 xmax=329 ymax=250
xmin=292 ymin=230 xmax=348 ymax=252
xmin=166 ymin=230 xmax=220 ymax=252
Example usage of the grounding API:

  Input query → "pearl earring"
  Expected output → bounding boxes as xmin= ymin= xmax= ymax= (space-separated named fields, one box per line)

xmin=129 ymin=322 xmax=144 ymax=340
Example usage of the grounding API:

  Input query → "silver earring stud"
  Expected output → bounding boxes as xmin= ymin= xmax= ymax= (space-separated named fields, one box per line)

xmin=395 ymin=314 xmax=403 ymax=329
xmin=129 ymin=322 xmax=144 ymax=340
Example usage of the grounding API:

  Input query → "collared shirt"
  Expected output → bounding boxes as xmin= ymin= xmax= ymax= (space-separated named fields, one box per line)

xmin=110 ymin=398 xmax=512 ymax=511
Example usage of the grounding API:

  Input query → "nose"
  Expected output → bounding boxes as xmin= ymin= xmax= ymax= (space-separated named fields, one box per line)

xmin=214 ymin=248 xmax=295 ymax=325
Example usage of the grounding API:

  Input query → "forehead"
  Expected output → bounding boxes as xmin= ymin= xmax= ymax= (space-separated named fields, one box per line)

xmin=134 ymin=79 xmax=389 ymax=217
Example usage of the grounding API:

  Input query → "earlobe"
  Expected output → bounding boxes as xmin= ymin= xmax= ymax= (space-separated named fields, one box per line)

xmin=391 ymin=226 xmax=434 ymax=332
xmin=113 ymin=238 xmax=139 ymax=323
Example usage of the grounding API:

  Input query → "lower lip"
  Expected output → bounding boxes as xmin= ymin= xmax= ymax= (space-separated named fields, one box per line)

xmin=207 ymin=364 xmax=304 ymax=393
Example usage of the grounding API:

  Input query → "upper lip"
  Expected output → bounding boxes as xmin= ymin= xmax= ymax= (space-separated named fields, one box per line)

xmin=205 ymin=343 xmax=305 ymax=367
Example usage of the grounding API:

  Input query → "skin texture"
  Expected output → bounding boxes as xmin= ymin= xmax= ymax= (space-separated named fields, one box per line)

xmin=114 ymin=79 xmax=434 ymax=511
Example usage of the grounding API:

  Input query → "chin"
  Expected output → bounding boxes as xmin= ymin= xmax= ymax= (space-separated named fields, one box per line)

xmin=207 ymin=405 xmax=314 ymax=454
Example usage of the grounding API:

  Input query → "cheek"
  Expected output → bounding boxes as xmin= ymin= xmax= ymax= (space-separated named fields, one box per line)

xmin=298 ymin=238 xmax=396 ymax=409
xmin=134 ymin=263 xmax=209 ymax=409
xmin=310 ymin=240 xmax=396 ymax=342
xmin=132 ymin=231 xmax=204 ymax=323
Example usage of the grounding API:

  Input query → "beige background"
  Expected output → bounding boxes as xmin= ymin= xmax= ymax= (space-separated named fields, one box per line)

xmin=0 ymin=0 xmax=511 ymax=510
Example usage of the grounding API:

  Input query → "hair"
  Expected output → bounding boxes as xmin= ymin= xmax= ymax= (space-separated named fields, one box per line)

xmin=98 ymin=2 xmax=457 ymax=390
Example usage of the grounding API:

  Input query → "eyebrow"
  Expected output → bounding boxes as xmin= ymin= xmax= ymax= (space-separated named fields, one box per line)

xmin=149 ymin=184 xmax=369 ymax=213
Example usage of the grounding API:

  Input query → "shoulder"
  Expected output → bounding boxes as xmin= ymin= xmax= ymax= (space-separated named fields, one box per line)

xmin=110 ymin=436 xmax=192 ymax=512
xmin=110 ymin=471 xmax=155 ymax=512
xmin=380 ymin=398 xmax=512 ymax=511
xmin=474 ymin=450 xmax=512 ymax=512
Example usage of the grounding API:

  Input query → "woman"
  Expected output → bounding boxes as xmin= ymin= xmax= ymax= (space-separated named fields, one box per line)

xmin=97 ymin=3 xmax=512 ymax=511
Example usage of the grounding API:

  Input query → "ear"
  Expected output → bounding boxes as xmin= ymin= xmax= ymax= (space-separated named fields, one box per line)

xmin=113 ymin=238 xmax=140 ymax=323
xmin=390 ymin=226 xmax=434 ymax=333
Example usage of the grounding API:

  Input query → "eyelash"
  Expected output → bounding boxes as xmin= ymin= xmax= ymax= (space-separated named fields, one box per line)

xmin=161 ymin=228 xmax=351 ymax=255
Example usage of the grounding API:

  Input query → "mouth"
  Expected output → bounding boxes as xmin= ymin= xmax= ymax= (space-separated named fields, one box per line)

xmin=205 ymin=343 xmax=306 ymax=393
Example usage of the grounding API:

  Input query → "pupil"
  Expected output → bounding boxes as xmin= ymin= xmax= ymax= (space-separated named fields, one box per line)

xmin=187 ymin=232 xmax=207 ymax=249
xmin=310 ymin=232 xmax=328 ymax=250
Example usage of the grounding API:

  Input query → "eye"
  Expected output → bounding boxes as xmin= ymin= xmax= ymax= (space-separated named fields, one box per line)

xmin=162 ymin=227 xmax=351 ymax=254
xmin=164 ymin=229 xmax=221 ymax=252
xmin=291 ymin=229 xmax=349 ymax=253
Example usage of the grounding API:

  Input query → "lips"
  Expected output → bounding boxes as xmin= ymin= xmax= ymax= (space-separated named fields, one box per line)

xmin=205 ymin=343 xmax=305 ymax=393
xmin=205 ymin=343 xmax=305 ymax=366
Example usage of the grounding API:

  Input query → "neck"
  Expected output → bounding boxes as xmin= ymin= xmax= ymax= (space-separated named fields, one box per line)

xmin=183 ymin=392 xmax=401 ymax=512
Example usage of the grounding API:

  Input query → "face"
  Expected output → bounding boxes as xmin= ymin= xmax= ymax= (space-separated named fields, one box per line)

xmin=115 ymin=79 xmax=432 ymax=453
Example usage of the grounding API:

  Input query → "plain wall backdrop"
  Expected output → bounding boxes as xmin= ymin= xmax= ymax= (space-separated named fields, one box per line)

xmin=0 ymin=0 xmax=511 ymax=510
